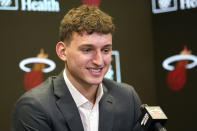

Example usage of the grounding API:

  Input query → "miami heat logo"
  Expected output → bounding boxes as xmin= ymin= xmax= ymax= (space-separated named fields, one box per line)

xmin=162 ymin=46 xmax=196 ymax=91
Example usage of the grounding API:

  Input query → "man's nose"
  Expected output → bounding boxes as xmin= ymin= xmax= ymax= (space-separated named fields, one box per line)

xmin=92 ymin=51 xmax=103 ymax=66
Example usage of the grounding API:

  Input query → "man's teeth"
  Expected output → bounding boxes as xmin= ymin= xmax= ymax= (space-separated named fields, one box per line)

xmin=90 ymin=69 xmax=101 ymax=72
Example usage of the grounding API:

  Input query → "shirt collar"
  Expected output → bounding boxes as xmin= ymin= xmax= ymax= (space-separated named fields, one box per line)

xmin=63 ymin=69 xmax=103 ymax=107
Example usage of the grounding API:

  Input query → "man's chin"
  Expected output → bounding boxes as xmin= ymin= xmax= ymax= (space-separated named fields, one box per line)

xmin=87 ymin=78 xmax=103 ymax=85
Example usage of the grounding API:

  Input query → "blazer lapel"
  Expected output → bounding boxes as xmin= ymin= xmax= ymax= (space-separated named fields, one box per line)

xmin=99 ymin=84 xmax=115 ymax=131
xmin=53 ymin=72 xmax=84 ymax=131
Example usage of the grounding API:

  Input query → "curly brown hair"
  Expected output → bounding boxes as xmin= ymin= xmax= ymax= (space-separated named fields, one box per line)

xmin=59 ymin=5 xmax=115 ymax=43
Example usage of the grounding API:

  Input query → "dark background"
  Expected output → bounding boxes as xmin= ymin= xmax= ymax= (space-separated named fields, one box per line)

xmin=0 ymin=0 xmax=196 ymax=130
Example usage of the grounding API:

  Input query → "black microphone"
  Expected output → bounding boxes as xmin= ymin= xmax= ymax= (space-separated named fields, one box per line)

xmin=139 ymin=104 xmax=168 ymax=131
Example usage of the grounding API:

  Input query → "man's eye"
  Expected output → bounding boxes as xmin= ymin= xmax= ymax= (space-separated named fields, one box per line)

xmin=102 ymin=48 xmax=111 ymax=53
xmin=81 ymin=48 xmax=91 ymax=52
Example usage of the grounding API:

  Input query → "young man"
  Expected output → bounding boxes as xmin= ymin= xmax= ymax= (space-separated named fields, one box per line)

xmin=12 ymin=5 xmax=143 ymax=131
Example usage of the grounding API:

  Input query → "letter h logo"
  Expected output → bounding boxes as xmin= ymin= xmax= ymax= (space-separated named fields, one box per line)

xmin=0 ymin=0 xmax=18 ymax=10
xmin=152 ymin=0 xmax=178 ymax=14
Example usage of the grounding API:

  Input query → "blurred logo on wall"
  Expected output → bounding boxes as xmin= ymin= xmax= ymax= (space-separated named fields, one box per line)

xmin=180 ymin=0 xmax=197 ymax=10
xmin=152 ymin=0 xmax=178 ymax=14
xmin=0 ymin=0 xmax=60 ymax=12
xmin=105 ymin=50 xmax=121 ymax=83
xmin=152 ymin=0 xmax=197 ymax=14
xmin=0 ymin=0 xmax=18 ymax=10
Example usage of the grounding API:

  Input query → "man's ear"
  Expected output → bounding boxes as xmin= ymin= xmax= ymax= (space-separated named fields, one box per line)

xmin=56 ymin=41 xmax=67 ymax=61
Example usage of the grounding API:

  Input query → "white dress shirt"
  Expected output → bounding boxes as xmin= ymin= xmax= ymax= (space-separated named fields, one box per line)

xmin=63 ymin=70 xmax=103 ymax=131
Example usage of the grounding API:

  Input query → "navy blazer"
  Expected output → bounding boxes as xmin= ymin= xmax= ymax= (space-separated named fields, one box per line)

xmin=12 ymin=72 xmax=143 ymax=131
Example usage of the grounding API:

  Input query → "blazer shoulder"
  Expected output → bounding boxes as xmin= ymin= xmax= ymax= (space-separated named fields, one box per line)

xmin=102 ymin=78 xmax=135 ymax=93
xmin=15 ymin=76 xmax=57 ymax=108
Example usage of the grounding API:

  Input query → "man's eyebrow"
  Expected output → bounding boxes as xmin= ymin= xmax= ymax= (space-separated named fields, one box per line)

xmin=79 ymin=44 xmax=94 ymax=47
xmin=103 ymin=44 xmax=112 ymax=48
xmin=79 ymin=44 xmax=112 ymax=48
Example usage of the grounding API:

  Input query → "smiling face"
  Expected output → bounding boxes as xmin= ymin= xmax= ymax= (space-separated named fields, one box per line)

xmin=63 ymin=32 xmax=112 ymax=88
